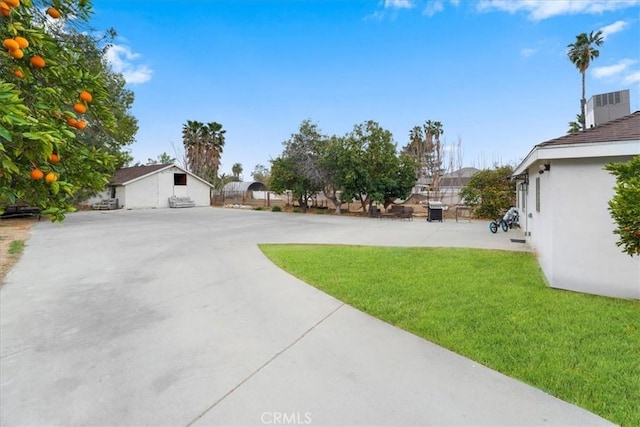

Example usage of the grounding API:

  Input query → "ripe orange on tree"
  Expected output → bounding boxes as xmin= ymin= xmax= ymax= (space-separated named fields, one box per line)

xmin=14 ymin=36 xmax=28 ymax=48
xmin=14 ymin=69 xmax=23 ymax=78
xmin=48 ymin=153 xmax=60 ymax=163
xmin=0 ymin=2 xmax=11 ymax=16
xmin=46 ymin=7 xmax=60 ymax=18
xmin=73 ymin=102 xmax=87 ymax=114
xmin=30 ymin=168 xmax=44 ymax=180
xmin=9 ymin=48 xmax=23 ymax=59
xmin=4 ymin=0 xmax=18 ymax=7
xmin=79 ymin=90 xmax=92 ymax=103
xmin=3 ymin=38 xmax=19 ymax=50
xmin=45 ymin=172 xmax=58 ymax=183
xmin=30 ymin=55 xmax=45 ymax=68
xmin=66 ymin=117 xmax=78 ymax=127
xmin=75 ymin=119 xmax=87 ymax=129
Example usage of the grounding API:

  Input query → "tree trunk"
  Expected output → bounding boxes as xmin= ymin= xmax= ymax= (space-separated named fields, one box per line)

xmin=580 ymin=71 xmax=586 ymax=130
xmin=323 ymin=188 xmax=341 ymax=214
xmin=358 ymin=195 xmax=367 ymax=214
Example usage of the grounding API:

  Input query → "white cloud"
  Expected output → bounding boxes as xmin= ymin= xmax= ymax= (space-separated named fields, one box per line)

xmin=599 ymin=20 xmax=629 ymax=40
xmin=105 ymin=44 xmax=152 ymax=84
xmin=384 ymin=0 xmax=413 ymax=9
xmin=476 ymin=0 xmax=640 ymax=21
xmin=423 ymin=1 xmax=444 ymax=16
xmin=364 ymin=10 xmax=385 ymax=21
xmin=370 ymin=0 xmax=459 ymax=19
xmin=623 ymin=71 xmax=640 ymax=84
xmin=520 ymin=47 xmax=537 ymax=58
xmin=592 ymin=59 xmax=637 ymax=78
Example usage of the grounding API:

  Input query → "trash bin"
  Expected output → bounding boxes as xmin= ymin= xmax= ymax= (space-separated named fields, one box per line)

xmin=427 ymin=201 xmax=443 ymax=222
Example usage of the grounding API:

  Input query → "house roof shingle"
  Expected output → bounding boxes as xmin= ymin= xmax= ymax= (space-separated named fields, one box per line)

xmin=537 ymin=111 xmax=640 ymax=147
xmin=111 ymin=164 xmax=171 ymax=185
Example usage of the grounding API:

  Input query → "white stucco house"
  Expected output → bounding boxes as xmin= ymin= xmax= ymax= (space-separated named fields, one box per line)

xmin=108 ymin=164 xmax=213 ymax=209
xmin=513 ymin=111 xmax=640 ymax=299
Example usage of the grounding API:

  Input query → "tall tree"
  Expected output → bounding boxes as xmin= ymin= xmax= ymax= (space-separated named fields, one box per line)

xmin=269 ymin=120 xmax=325 ymax=211
xmin=0 ymin=0 xmax=137 ymax=221
xmin=339 ymin=120 xmax=415 ymax=213
xmin=182 ymin=120 xmax=226 ymax=183
xmin=231 ymin=162 xmax=243 ymax=181
xmin=318 ymin=135 xmax=348 ymax=214
xmin=402 ymin=126 xmax=426 ymax=180
xmin=250 ymin=164 xmax=271 ymax=186
xmin=380 ymin=153 xmax=418 ymax=209
xmin=424 ymin=120 xmax=444 ymax=197
xmin=567 ymin=31 xmax=604 ymax=130
xmin=203 ymin=121 xmax=226 ymax=176
xmin=270 ymin=156 xmax=320 ymax=210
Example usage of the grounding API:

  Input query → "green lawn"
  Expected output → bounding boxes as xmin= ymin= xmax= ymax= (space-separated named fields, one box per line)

xmin=260 ymin=244 xmax=640 ymax=427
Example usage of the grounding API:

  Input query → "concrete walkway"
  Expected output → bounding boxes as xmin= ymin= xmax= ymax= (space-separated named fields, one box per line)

xmin=0 ymin=208 xmax=612 ymax=426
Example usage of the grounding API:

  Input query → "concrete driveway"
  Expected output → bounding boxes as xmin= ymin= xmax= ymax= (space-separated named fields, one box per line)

xmin=0 ymin=208 xmax=611 ymax=426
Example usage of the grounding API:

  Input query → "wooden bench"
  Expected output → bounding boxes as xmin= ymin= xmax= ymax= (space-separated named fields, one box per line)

xmin=398 ymin=206 xmax=413 ymax=220
xmin=381 ymin=205 xmax=413 ymax=220
xmin=169 ymin=196 xmax=196 ymax=208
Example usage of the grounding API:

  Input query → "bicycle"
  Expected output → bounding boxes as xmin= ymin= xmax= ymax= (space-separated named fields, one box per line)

xmin=489 ymin=207 xmax=519 ymax=233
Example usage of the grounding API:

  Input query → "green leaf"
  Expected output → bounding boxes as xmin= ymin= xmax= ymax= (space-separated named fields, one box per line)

xmin=50 ymin=181 xmax=60 ymax=195
xmin=0 ymin=126 xmax=12 ymax=142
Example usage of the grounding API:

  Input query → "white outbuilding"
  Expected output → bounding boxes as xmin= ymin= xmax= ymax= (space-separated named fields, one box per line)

xmin=513 ymin=111 xmax=639 ymax=299
xmin=108 ymin=164 xmax=213 ymax=209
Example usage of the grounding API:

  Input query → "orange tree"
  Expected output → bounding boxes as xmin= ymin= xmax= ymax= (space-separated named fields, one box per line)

xmin=0 ymin=0 xmax=135 ymax=221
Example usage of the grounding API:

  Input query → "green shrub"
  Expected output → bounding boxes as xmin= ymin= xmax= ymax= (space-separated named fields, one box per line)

xmin=271 ymin=205 xmax=282 ymax=212
xmin=460 ymin=165 xmax=515 ymax=219
xmin=253 ymin=207 xmax=263 ymax=211
xmin=605 ymin=156 xmax=640 ymax=256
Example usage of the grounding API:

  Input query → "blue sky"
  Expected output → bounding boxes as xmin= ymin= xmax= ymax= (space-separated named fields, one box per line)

xmin=90 ymin=0 xmax=640 ymax=175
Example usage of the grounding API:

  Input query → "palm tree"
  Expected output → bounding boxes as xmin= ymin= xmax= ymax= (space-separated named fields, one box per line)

xmin=424 ymin=120 xmax=444 ymax=196
xmin=567 ymin=113 xmax=584 ymax=134
xmin=231 ymin=163 xmax=243 ymax=181
xmin=567 ymin=31 xmax=604 ymax=130
xmin=181 ymin=120 xmax=226 ymax=183
xmin=182 ymin=120 xmax=204 ymax=175
xmin=403 ymin=126 xmax=425 ymax=179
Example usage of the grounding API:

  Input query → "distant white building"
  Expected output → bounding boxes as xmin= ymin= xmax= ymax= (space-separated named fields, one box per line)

xmin=585 ymin=89 xmax=630 ymax=129
xmin=413 ymin=167 xmax=480 ymax=205
xmin=108 ymin=164 xmax=213 ymax=209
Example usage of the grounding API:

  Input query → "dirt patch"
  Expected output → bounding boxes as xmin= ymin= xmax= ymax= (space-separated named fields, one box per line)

xmin=0 ymin=217 xmax=37 ymax=285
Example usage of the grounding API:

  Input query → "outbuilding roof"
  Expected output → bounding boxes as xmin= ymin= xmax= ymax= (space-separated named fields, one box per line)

xmin=111 ymin=164 xmax=171 ymax=185
xmin=110 ymin=164 xmax=214 ymax=188
xmin=222 ymin=181 xmax=268 ymax=192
